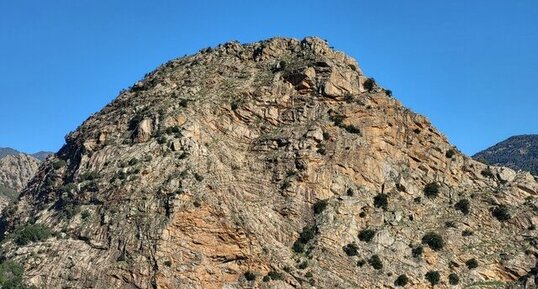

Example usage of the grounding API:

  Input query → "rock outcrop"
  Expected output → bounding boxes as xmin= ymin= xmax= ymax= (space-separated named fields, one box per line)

xmin=1 ymin=37 xmax=537 ymax=289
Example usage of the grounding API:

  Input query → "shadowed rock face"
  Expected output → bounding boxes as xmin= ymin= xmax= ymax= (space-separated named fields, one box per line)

xmin=474 ymin=135 xmax=538 ymax=176
xmin=1 ymin=37 xmax=537 ymax=289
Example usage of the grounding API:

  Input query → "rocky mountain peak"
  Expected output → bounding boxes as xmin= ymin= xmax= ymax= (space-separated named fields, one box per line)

xmin=1 ymin=37 xmax=537 ymax=289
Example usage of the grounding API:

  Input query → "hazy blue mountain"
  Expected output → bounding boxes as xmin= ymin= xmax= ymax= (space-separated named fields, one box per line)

xmin=474 ymin=134 xmax=538 ymax=176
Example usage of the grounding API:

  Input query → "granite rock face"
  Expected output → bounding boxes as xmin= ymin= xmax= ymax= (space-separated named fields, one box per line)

xmin=1 ymin=37 xmax=538 ymax=289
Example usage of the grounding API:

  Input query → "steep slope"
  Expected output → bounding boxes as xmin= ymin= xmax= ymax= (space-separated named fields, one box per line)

xmin=474 ymin=135 xmax=538 ymax=176
xmin=1 ymin=37 xmax=537 ymax=289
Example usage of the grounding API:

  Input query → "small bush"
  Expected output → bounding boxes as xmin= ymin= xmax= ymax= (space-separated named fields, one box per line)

xmin=448 ymin=273 xmax=460 ymax=285
xmin=346 ymin=188 xmax=354 ymax=196
xmin=0 ymin=260 xmax=25 ymax=288
xmin=80 ymin=171 xmax=99 ymax=181
xmin=329 ymin=114 xmax=345 ymax=126
xmin=358 ymin=229 xmax=376 ymax=243
xmin=299 ymin=225 xmax=318 ymax=244
xmin=313 ymin=199 xmax=328 ymax=215
xmin=292 ymin=240 xmax=305 ymax=253
xmin=445 ymin=149 xmax=456 ymax=158
xmin=305 ymin=271 xmax=313 ymax=278
xmin=466 ymin=258 xmax=478 ymax=269
xmin=163 ymin=260 xmax=172 ymax=267
xmin=359 ymin=211 xmax=367 ymax=218
xmin=368 ymin=254 xmax=383 ymax=270
xmin=481 ymin=168 xmax=495 ymax=178
xmin=422 ymin=232 xmax=444 ymax=251
xmin=454 ymin=199 xmax=470 ymax=215
xmin=425 ymin=271 xmax=440 ymax=286
xmin=385 ymin=89 xmax=393 ymax=97
xmin=424 ymin=182 xmax=440 ymax=198
xmin=52 ymin=159 xmax=67 ymax=170
xmin=128 ymin=158 xmax=139 ymax=166
xmin=244 ymin=271 xmax=256 ymax=281
xmin=11 ymin=224 xmax=51 ymax=246
xmin=343 ymin=243 xmax=359 ymax=256
xmin=363 ymin=78 xmax=376 ymax=92
xmin=492 ymin=205 xmax=511 ymax=222
xmin=357 ymin=259 xmax=366 ymax=267
xmin=343 ymin=124 xmax=360 ymax=134
xmin=373 ymin=193 xmax=388 ymax=210
xmin=266 ymin=270 xmax=283 ymax=280
xmin=412 ymin=245 xmax=424 ymax=258
xmin=394 ymin=274 xmax=409 ymax=287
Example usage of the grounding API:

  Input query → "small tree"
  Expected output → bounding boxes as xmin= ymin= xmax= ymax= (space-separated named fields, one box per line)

xmin=343 ymin=243 xmax=359 ymax=256
xmin=244 ymin=271 xmax=256 ymax=281
xmin=454 ymin=199 xmax=470 ymax=215
xmin=363 ymin=78 xmax=376 ymax=92
xmin=448 ymin=273 xmax=459 ymax=285
xmin=424 ymin=182 xmax=440 ymax=198
xmin=466 ymin=258 xmax=478 ymax=269
xmin=425 ymin=271 xmax=440 ymax=287
xmin=394 ymin=274 xmax=409 ymax=287
xmin=368 ymin=254 xmax=383 ymax=270
xmin=358 ymin=229 xmax=376 ymax=243
xmin=412 ymin=245 xmax=424 ymax=258
xmin=313 ymin=199 xmax=328 ymax=215
xmin=422 ymin=232 xmax=444 ymax=251
xmin=492 ymin=205 xmax=511 ymax=222
xmin=373 ymin=193 xmax=389 ymax=210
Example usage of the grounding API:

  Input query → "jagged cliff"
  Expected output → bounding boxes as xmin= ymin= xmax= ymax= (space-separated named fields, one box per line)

xmin=1 ymin=37 xmax=537 ymax=289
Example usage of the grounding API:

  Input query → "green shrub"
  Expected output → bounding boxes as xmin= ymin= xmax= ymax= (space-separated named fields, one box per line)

xmin=424 ymin=182 xmax=440 ymax=198
xmin=343 ymin=243 xmax=359 ymax=256
xmin=363 ymin=78 xmax=376 ymax=92
xmin=80 ymin=171 xmax=99 ymax=181
xmin=266 ymin=270 xmax=283 ymax=281
xmin=313 ymin=199 xmax=328 ymax=215
xmin=292 ymin=240 xmax=305 ymax=253
xmin=163 ymin=260 xmax=172 ymax=267
xmin=448 ymin=273 xmax=459 ymax=285
xmin=305 ymin=271 xmax=313 ymax=278
xmin=11 ymin=224 xmax=51 ymax=246
xmin=412 ymin=245 xmax=423 ymax=258
xmin=357 ymin=259 xmax=366 ymax=267
xmin=329 ymin=114 xmax=345 ymax=126
xmin=373 ymin=193 xmax=388 ymax=210
xmin=385 ymin=89 xmax=393 ymax=97
xmin=343 ymin=124 xmax=360 ymax=134
xmin=358 ymin=229 xmax=376 ymax=243
xmin=299 ymin=225 xmax=318 ymax=244
xmin=52 ymin=159 xmax=67 ymax=170
xmin=445 ymin=149 xmax=456 ymax=158
xmin=492 ymin=205 xmax=511 ymax=222
xmin=244 ymin=271 xmax=256 ymax=281
xmin=394 ymin=274 xmax=409 ymax=287
xmin=368 ymin=254 xmax=383 ymax=270
xmin=454 ymin=199 xmax=470 ymax=215
xmin=422 ymin=232 xmax=444 ymax=251
xmin=0 ymin=260 xmax=25 ymax=288
xmin=425 ymin=271 xmax=440 ymax=286
xmin=466 ymin=258 xmax=478 ymax=269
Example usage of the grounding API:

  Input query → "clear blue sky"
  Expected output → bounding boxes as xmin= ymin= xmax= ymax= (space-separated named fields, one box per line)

xmin=1 ymin=0 xmax=537 ymax=155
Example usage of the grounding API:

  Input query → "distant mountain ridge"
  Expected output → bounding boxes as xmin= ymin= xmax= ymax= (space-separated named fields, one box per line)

xmin=474 ymin=135 xmax=538 ymax=176
xmin=0 ymin=147 xmax=53 ymax=161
